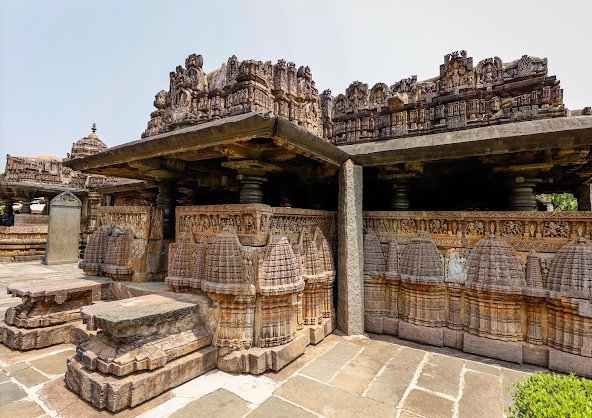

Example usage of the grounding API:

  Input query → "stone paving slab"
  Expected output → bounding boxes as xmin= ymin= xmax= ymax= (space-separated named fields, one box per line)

xmin=416 ymin=353 xmax=464 ymax=398
xmin=0 ymin=399 xmax=45 ymax=418
xmin=276 ymin=374 xmax=396 ymax=417
xmin=458 ymin=370 xmax=504 ymax=417
xmin=365 ymin=347 xmax=426 ymax=407
xmin=168 ymin=389 xmax=252 ymax=418
xmin=330 ymin=339 xmax=400 ymax=395
xmin=403 ymin=389 xmax=455 ymax=418
xmin=299 ymin=341 xmax=361 ymax=382
xmin=8 ymin=365 xmax=48 ymax=387
xmin=0 ymin=381 xmax=28 ymax=407
xmin=246 ymin=395 xmax=316 ymax=418
xmin=30 ymin=349 xmax=76 ymax=375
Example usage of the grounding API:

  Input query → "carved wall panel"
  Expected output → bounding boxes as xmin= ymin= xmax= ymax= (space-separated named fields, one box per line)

xmin=363 ymin=210 xmax=592 ymax=377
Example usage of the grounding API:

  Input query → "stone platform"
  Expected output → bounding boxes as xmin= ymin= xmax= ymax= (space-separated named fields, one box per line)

xmin=65 ymin=294 xmax=216 ymax=412
xmin=0 ymin=278 xmax=102 ymax=350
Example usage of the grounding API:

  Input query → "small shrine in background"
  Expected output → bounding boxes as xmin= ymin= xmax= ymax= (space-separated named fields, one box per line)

xmin=0 ymin=125 xmax=149 ymax=262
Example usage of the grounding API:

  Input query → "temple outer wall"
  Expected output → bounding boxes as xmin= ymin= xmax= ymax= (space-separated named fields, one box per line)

xmin=44 ymin=192 xmax=82 ymax=265
xmin=337 ymin=159 xmax=364 ymax=335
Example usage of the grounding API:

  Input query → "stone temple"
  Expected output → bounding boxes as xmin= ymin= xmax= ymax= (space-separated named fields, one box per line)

xmin=1 ymin=51 xmax=591 ymax=412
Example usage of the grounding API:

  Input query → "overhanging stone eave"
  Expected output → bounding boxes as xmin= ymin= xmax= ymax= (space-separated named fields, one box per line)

xmin=64 ymin=112 xmax=351 ymax=179
xmin=64 ymin=112 xmax=279 ymax=173
xmin=272 ymin=118 xmax=351 ymax=166
xmin=0 ymin=182 xmax=86 ymax=199
xmin=341 ymin=116 xmax=592 ymax=167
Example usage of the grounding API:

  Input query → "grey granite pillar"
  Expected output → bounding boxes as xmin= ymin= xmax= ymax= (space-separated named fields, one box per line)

xmin=337 ymin=159 xmax=364 ymax=335
xmin=156 ymin=182 xmax=175 ymax=239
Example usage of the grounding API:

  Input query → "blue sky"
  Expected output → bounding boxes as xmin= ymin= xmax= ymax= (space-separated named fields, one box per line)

xmin=1 ymin=1 xmax=591 ymax=171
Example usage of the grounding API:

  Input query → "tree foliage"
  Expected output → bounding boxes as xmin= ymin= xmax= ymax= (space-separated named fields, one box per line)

xmin=537 ymin=193 xmax=578 ymax=211
xmin=507 ymin=372 xmax=592 ymax=418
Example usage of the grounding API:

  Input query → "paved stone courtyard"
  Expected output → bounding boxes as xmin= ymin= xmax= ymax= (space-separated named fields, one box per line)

xmin=0 ymin=262 xmax=547 ymax=418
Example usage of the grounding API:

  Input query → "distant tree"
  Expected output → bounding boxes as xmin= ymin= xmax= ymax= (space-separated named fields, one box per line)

xmin=537 ymin=193 xmax=578 ymax=211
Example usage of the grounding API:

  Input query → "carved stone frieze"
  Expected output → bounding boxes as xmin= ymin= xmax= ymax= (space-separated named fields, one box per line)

xmin=363 ymin=210 xmax=592 ymax=376
xmin=323 ymin=51 xmax=565 ymax=145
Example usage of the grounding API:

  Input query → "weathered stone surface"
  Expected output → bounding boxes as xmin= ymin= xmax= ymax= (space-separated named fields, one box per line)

xmin=38 ymin=375 xmax=175 ymax=418
xmin=30 ymin=349 xmax=76 ymax=375
xmin=300 ymin=341 xmax=361 ymax=382
xmin=169 ymin=389 xmax=251 ymax=418
xmin=8 ymin=365 xmax=48 ymax=387
xmin=217 ymin=330 xmax=309 ymax=374
xmin=44 ymin=192 xmax=82 ymax=265
xmin=65 ymin=345 xmax=217 ymax=412
xmin=548 ymin=348 xmax=592 ymax=378
xmin=522 ymin=344 xmax=549 ymax=367
xmin=1 ymin=321 xmax=75 ymax=350
xmin=463 ymin=334 xmax=523 ymax=363
xmin=337 ymin=160 xmax=364 ymax=335
xmin=366 ymin=347 xmax=425 ymax=406
xmin=249 ymin=396 xmax=315 ymax=418
xmin=417 ymin=354 xmax=463 ymax=397
xmin=0 ymin=399 xmax=45 ymax=418
xmin=0 ymin=381 xmax=28 ymax=407
xmin=458 ymin=370 xmax=504 ymax=418
xmin=331 ymin=340 xmax=399 ymax=395
xmin=402 ymin=389 xmax=454 ymax=418
xmin=464 ymin=360 xmax=500 ymax=376
xmin=398 ymin=321 xmax=444 ymax=347
xmin=275 ymin=375 xmax=395 ymax=417
xmin=443 ymin=329 xmax=463 ymax=349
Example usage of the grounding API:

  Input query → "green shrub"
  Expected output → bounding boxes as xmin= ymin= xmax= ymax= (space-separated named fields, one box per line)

xmin=507 ymin=372 xmax=592 ymax=417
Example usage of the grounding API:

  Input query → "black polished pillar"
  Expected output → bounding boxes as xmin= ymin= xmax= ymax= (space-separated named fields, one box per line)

xmin=156 ymin=182 xmax=176 ymax=238
xmin=509 ymin=177 xmax=541 ymax=211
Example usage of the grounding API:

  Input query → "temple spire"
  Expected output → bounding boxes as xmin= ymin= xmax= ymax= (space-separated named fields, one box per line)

xmin=92 ymin=122 xmax=97 ymax=134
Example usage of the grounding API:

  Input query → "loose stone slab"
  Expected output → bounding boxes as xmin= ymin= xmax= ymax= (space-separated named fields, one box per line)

xmin=65 ymin=294 xmax=217 ymax=412
xmin=1 ymin=278 xmax=101 ymax=350
xmin=77 ymin=295 xmax=211 ymax=376
xmin=66 ymin=345 xmax=217 ymax=412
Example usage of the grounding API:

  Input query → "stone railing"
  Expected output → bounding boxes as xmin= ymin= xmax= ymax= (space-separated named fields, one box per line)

xmin=362 ymin=210 xmax=592 ymax=378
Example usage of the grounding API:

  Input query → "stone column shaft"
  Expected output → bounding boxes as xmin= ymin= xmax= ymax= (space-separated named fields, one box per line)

xmin=337 ymin=159 xmax=364 ymax=335
xmin=156 ymin=182 xmax=175 ymax=239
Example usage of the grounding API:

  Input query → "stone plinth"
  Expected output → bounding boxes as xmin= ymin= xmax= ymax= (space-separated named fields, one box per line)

xmin=65 ymin=294 xmax=215 ymax=412
xmin=0 ymin=278 xmax=101 ymax=350
xmin=44 ymin=192 xmax=82 ymax=265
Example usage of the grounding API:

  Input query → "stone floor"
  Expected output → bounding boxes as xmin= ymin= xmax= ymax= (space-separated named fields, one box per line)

xmin=0 ymin=261 xmax=547 ymax=418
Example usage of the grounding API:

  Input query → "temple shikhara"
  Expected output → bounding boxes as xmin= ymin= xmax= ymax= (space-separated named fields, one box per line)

xmin=1 ymin=51 xmax=591 ymax=412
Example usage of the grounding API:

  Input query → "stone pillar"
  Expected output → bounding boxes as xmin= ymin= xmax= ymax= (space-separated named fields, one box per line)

xmin=576 ymin=184 xmax=592 ymax=211
xmin=86 ymin=191 xmax=101 ymax=233
xmin=19 ymin=199 xmax=32 ymax=214
xmin=222 ymin=160 xmax=279 ymax=205
xmin=238 ymin=175 xmax=266 ymax=203
xmin=2 ymin=200 xmax=14 ymax=224
xmin=391 ymin=181 xmax=410 ymax=211
xmin=156 ymin=182 xmax=175 ymax=239
xmin=44 ymin=192 xmax=82 ymax=265
xmin=509 ymin=177 xmax=541 ymax=211
xmin=337 ymin=159 xmax=364 ymax=335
